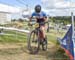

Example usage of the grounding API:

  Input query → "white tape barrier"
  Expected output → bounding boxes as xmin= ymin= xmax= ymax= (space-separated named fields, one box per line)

xmin=0 ymin=27 xmax=30 ymax=33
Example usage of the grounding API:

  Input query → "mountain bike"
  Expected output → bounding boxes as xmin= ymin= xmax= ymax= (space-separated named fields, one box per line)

xmin=28 ymin=21 xmax=48 ymax=54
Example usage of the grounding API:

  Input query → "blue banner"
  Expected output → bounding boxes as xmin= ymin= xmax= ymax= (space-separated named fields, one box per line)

xmin=59 ymin=25 xmax=74 ymax=60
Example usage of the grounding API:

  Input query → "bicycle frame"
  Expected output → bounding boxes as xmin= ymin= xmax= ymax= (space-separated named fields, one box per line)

xmin=30 ymin=21 xmax=48 ymax=39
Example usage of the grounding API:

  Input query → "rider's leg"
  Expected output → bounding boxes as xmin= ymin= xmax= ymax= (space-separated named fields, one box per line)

xmin=40 ymin=26 xmax=47 ymax=51
xmin=40 ymin=26 xmax=46 ymax=39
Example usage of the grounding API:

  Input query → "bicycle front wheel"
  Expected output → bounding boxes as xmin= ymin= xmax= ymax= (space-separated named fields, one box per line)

xmin=28 ymin=30 xmax=40 ymax=54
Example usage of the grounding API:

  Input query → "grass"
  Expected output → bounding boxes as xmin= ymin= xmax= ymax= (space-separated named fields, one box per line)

xmin=47 ymin=29 xmax=66 ymax=44
xmin=0 ymin=27 xmax=69 ymax=60
xmin=0 ymin=30 xmax=27 ymax=43
xmin=46 ymin=29 xmax=69 ymax=60
xmin=0 ymin=28 xmax=66 ymax=43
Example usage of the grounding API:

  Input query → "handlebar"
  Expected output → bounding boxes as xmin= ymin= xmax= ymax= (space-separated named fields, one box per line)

xmin=28 ymin=21 xmax=49 ymax=26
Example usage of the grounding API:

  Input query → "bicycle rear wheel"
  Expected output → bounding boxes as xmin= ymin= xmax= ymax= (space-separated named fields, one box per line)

xmin=28 ymin=30 xmax=40 ymax=54
xmin=42 ymin=36 xmax=47 ymax=51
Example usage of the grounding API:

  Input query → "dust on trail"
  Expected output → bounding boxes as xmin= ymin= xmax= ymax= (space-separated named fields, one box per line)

xmin=0 ymin=42 xmax=57 ymax=60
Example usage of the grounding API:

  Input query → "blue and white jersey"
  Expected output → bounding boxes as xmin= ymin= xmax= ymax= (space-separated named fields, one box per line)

xmin=31 ymin=11 xmax=47 ymax=17
xmin=31 ymin=11 xmax=47 ymax=23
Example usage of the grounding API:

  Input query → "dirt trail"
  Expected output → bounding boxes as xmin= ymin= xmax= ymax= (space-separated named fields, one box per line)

xmin=0 ymin=42 xmax=57 ymax=60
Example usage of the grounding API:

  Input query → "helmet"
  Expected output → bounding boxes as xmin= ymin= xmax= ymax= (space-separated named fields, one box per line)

xmin=35 ymin=5 xmax=41 ymax=13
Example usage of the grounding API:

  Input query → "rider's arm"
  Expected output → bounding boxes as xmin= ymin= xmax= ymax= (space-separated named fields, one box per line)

xmin=43 ymin=12 xmax=48 ymax=22
xmin=29 ymin=12 xmax=35 ymax=22
xmin=28 ymin=12 xmax=37 ymax=26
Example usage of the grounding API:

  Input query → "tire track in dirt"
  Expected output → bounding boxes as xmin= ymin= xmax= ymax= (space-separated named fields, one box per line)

xmin=0 ymin=42 xmax=56 ymax=60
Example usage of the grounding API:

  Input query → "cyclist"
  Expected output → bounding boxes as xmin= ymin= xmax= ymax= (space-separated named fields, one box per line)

xmin=29 ymin=5 xmax=47 ymax=45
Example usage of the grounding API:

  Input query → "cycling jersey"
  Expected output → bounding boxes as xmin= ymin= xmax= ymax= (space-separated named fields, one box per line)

xmin=31 ymin=11 xmax=47 ymax=23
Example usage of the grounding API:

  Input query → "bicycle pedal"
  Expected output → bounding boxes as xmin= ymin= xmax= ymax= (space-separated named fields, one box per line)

xmin=42 ymin=48 xmax=46 ymax=51
xmin=42 ymin=48 xmax=47 ymax=51
xmin=43 ymin=42 xmax=46 ymax=45
xmin=43 ymin=40 xmax=47 ymax=45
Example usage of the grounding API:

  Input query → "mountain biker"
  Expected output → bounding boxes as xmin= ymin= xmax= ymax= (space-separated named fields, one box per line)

xmin=29 ymin=5 xmax=47 ymax=43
